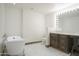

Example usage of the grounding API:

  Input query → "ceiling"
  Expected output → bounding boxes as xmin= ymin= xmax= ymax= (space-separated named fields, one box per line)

xmin=4 ymin=3 xmax=74 ymax=14
xmin=14 ymin=3 xmax=53 ymax=14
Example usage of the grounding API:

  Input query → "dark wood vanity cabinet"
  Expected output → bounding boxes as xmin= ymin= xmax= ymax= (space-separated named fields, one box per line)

xmin=50 ymin=33 xmax=59 ymax=48
xmin=50 ymin=33 xmax=73 ymax=53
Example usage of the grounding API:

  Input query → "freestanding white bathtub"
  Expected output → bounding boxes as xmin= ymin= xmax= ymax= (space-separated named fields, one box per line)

xmin=5 ymin=36 xmax=25 ymax=56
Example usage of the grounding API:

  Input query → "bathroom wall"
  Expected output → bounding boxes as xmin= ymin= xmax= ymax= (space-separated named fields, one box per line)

xmin=45 ymin=13 xmax=56 ymax=28
xmin=5 ymin=5 xmax=22 ymax=36
xmin=43 ymin=12 xmax=57 ymax=45
xmin=0 ymin=4 xmax=5 ymax=53
xmin=45 ymin=12 xmax=56 ymax=33
xmin=23 ymin=8 xmax=46 ymax=43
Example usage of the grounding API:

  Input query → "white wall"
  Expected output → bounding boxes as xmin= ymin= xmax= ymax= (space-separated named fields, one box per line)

xmin=44 ymin=12 xmax=57 ymax=45
xmin=45 ymin=12 xmax=56 ymax=33
xmin=5 ymin=6 xmax=21 ymax=36
xmin=23 ymin=8 xmax=46 ymax=43
xmin=0 ymin=4 xmax=5 ymax=53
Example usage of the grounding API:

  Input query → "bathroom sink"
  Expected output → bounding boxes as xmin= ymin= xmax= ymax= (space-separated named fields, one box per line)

xmin=6 ymin=36 xmax=23 ymax=42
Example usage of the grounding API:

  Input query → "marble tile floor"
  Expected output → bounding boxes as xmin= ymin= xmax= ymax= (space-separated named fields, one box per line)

xmin=24 ymin=43 xmax=70 ymax=56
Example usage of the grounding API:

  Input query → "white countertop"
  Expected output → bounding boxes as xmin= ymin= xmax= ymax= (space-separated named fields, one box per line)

xmin=50 ymin=31 xmax=79 ymax=36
